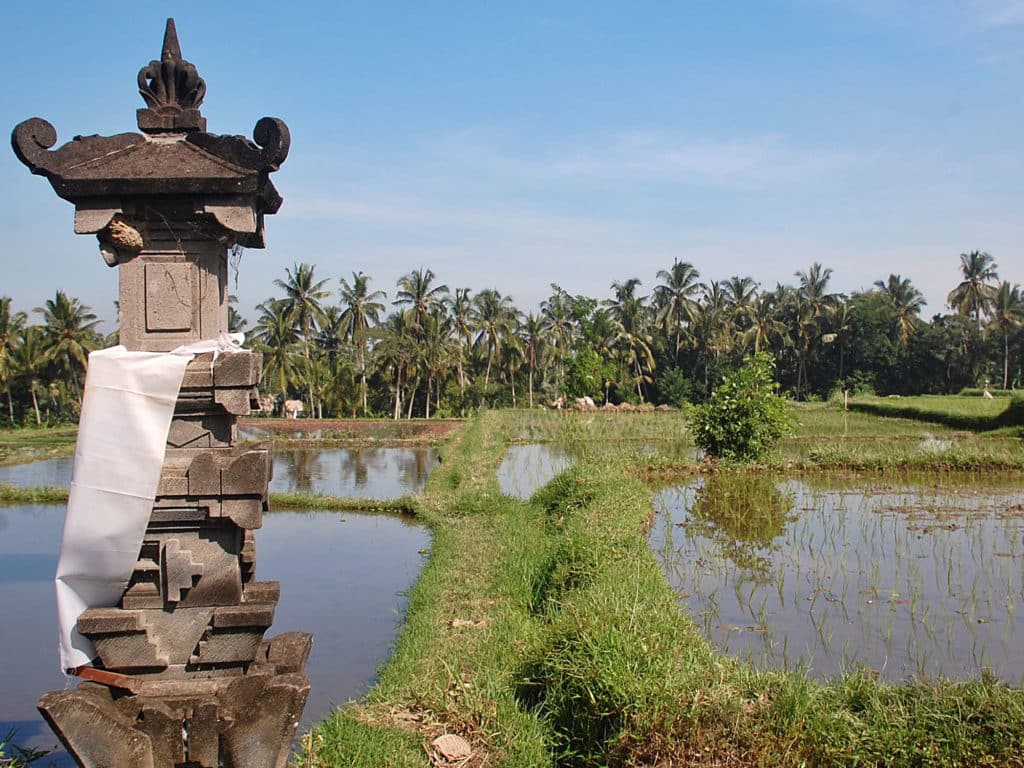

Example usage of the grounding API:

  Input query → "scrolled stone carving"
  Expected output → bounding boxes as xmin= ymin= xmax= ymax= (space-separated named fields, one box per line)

xmin=253 ymin=117 xmax=291 ymax=170
xmin=11 ymin=117 xmax=58 ymax=175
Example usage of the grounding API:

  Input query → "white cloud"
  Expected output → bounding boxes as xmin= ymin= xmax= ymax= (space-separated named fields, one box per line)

xmin=542 ymin=132 xmax=855 ymax=186
xmin=979 ymin=0 xmax=1024 ymax=26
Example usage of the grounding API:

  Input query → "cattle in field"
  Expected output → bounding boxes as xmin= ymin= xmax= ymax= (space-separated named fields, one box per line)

xmin=283 ymin=399 xmax=304 ymax=418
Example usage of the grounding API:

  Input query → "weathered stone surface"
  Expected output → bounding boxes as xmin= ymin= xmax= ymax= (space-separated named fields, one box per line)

xmin=255 ymin=632 xmax=313 ymax=675
xmin=19 ymin=17 xmax=306 ymax=767
xmin=219 ymin=673 xmax=311 ymax=768
xmin=39 ymin=686 xmax=155 ymax=768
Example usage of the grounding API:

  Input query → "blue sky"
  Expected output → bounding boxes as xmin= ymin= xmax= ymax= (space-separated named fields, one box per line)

xmin=3 ymin=1 xmax=1023 ymax=330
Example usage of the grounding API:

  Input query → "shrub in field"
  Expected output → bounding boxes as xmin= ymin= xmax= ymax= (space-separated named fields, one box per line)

xmin=690 ymin=353 xmax=790 ymax=461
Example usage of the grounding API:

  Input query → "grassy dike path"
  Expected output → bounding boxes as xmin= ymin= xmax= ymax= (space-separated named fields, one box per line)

xmin=301 ymin=411 xmax=1024 ymax=767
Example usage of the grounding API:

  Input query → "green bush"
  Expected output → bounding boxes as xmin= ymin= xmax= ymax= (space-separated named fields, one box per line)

xmin=690 ymin=353 xmax=791 ymax=461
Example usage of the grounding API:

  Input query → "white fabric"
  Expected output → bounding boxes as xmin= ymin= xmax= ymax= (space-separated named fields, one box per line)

xmin=55 ymin=333 xmax=244 ymax=671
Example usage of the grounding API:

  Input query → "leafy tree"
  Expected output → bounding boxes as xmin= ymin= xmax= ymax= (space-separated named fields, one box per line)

xmin=690 ymin=352 xmax=790 ymax=462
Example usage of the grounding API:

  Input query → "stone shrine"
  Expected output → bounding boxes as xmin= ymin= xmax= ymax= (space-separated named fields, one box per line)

xmin=12 ymin=19 xmax=310 ymax=768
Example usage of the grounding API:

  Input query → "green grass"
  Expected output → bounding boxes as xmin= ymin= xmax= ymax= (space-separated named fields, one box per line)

xmin=0 ymin=483 xmax=69 ymax=505
xmin=848 ymin=393 xmax=1024 ymax=432
xmin=303 ymin=410 xmax=1024 ymax=767
xmin=0 ymin=425 xmax=77 ymax=467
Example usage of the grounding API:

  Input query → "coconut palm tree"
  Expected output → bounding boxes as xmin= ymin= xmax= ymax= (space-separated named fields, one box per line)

xmin=472 ymin=288 xmax=516 ymax=389
xmin=376 ymin=312 xmax=417 ymax=419
xmin=653 ymin=261 xmax=701 ymax=364
xmin=989 ymin=281 xmax=1024 ymax=389
xmin=541 ymin=287 xmax=575 ymax=395
xmin=394 ymin=268 xmax=449 ymax=337
xmin=35 ymin=291 xmax=101 ymax=408
xmin=11 ymin=326 xmax=47 ymax=425
xmin=445 ymin=287 xmax=474 ymax=394
xmin=0 ymin=298 xmax=27 ymax=422
xmin=874 ymin=274 xmax=925 ymax=345
xmin=274 ymin=263 xmax=330 ymax=348
xmin=724 ymin=275 xmax=759 ymax=350
xmin=521 ymin=312 xmax=546 ymax=408
xmin=742 ymin=293 xmax=786 ymax=355
xmin=338 ymin=271 xmax=386 ymax=415
xmin=253 ymin=298 xmax=301 ymax=402
xmin=274 ymin=263 xmax=330 ymax=411
xmin=947 ymin=251 xmax=999 ymax=329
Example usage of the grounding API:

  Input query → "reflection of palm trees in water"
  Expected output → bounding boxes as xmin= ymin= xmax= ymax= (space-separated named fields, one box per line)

xmin=338 ymin=448 xmax=375 ymax=490
xmin=277 ymin=449 xmax=325 ymax=493
xmin=397 ymin=448 xmax=435 ymax=492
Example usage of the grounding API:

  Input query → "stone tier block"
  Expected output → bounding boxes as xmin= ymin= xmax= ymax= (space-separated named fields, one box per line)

xmin=79 ymin=597 xmax=278 ymax=673
xmin=39 ymin=632 xmax=311 ymax=768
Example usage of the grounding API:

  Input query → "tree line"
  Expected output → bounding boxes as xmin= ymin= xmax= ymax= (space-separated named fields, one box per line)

xmin=1 ymin=251 xmax=1021 ymax=424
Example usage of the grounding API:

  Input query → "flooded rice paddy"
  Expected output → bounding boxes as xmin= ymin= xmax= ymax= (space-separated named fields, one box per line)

xmin=651 ymin=473 xmax=1024 ymax=682
xmin=498 ymin=444 xmax=573 ymax=499
xmin=0 ymin=447 xmax=438 ymax=499
xmin=0 ymin=446 xmax=433 ymax=762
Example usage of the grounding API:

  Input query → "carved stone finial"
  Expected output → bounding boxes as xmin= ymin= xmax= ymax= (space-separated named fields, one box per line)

xmin=137 ymin=18 xmax=207 ymax=133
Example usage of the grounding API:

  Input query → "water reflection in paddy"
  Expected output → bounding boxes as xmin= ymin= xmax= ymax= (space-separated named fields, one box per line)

xmin=650 ymin=474 xmax=1024 ymax=682
xmin=0 ymin=447 xmax=438 ymax=500
xmin=0 ymin=457 xmax=73 ymax=488
xmin=497 ymin=444 xmax=573 ymax=499
xmin=0 ymin=503 xmax=429 ymax=760
xmin=271 ymin=447 xmax=438 ymax=498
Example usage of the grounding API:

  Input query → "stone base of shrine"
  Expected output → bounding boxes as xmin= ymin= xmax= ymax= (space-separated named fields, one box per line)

xmin=38 ymin=632 xmax=312 ymax=768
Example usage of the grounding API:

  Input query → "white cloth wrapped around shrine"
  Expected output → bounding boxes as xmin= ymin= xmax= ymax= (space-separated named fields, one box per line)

xmin=55 ymin=334 xmax=243 ymax=671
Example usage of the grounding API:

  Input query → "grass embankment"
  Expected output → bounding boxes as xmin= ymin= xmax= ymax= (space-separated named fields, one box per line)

xmin=303 ymin=410 xmax=1024 ymax=767
xmin=0 ymin=425 xmax=77 ymax=467
xmin=848 ymin=393 xmax=1024 ymax=433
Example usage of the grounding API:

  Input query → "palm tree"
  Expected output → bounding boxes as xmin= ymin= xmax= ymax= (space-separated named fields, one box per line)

xmin=792 ymin=263 xmax=841 ymax=399
xmin=0 ymin=298 xmax=27 ymax=422
xmin=376 ymin=312 xmax=417 ymax=419
xmin=606 ymin=279 xmax=656 ymax=401
xmin=274 ymin=263 xmax=330 ymax=413
xmin=653 ymin=261 xmax=701 ymax=364
xmin=445 ymin=287 xmax=474 ymax=395
xmin=338 ymin=271 xmax=386 ymax=415
xmin=989 ymin=281 xmax=1024 ymax=389
xmin=472 ymin=288 xmax=516 ymax=389
xmin=874 ymin=274 xmax=925 ymax=344
xmin=11 ymin=326 xmax=47 ymax=425
xmin=541 ymin=287 xmax=575 ymax=395
xmin=253 ymin=298 xmax=301 ymax=401
xmin=742 ymin=293 xmax=786 ymax=355
xmin=947 ymin=250 xmax=999 ymax=329
xmin=521 ymin=313 xmax=546 ymax=408
xmin=35 ymin=291 xmax=101 ymax=408
xmin=394 ymin=268 xmax=449 ymax=336
xmin=724 ymin=275 xmax=759 ymax=350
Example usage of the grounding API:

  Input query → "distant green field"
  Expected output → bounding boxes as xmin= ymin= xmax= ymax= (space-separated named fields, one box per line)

xmin=847 ymin=393 xmax=1023 ymax=432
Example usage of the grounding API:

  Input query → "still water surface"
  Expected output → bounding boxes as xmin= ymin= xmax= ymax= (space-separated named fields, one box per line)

xmin=0 ymin=448 xmax=432 ymax=762
xmin=0 ymin=447 xmax=437 ymax=499
xmin=497 ymin=444 xmax=573 ymax=499
xmin=651 ymin=475 xmax=1024 ymax=682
